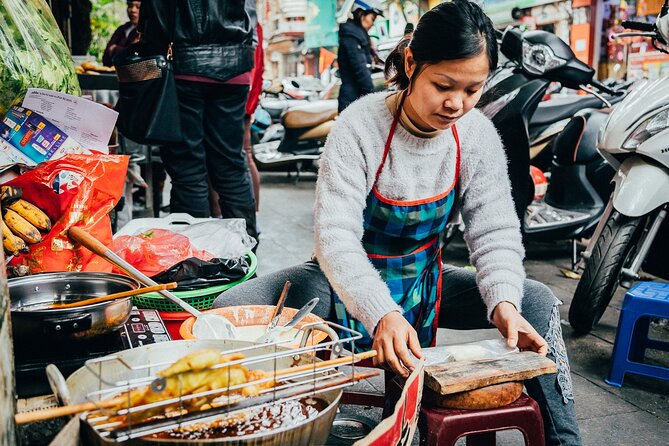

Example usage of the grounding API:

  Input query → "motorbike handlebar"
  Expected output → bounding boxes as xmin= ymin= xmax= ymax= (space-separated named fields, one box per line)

xmin=621 ymin=20 xmax=656 ymax=32
xmin=590 ymin=79 xmax=623 ymax=96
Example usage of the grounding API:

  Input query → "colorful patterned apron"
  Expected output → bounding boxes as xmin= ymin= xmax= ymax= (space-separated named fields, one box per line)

xmin=333 ymin=95 xmax=461 ymax=351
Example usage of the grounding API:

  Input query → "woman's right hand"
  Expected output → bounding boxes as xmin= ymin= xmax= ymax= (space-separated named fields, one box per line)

xmin=372 ymin=311 xmax=423 ymax=377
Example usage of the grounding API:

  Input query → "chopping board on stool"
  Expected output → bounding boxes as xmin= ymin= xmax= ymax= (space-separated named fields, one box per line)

xmin=423 ymin=351 xmax=557 ymax=409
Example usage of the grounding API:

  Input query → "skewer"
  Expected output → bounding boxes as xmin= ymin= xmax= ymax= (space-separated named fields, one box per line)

xmin=49 ymin=283 xmax=178 ymax=309
xmin=102 ymin=370 xmax=381 ymax=441
xmin=14 ymin=350 xmax=377 ymax=425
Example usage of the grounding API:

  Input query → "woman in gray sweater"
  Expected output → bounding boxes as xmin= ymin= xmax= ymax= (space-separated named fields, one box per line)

xmin=216 ymin=1 xmax=581 ymax=443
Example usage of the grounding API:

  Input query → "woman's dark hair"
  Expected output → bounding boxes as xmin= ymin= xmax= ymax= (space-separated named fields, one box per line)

xmin=385 ymin=0 xmax=498 ymax=91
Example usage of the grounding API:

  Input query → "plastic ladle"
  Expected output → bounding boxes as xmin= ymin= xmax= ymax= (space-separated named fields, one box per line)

xmin=68 ymin=226 xmax=237 ymax=340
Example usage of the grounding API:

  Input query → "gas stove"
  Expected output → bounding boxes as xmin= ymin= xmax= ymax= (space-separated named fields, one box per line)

xmin=14 ymin=308 xmax=171 ymax=398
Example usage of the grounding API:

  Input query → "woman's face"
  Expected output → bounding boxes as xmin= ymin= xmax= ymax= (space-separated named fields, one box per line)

xmin=403 ymin=48 xmax=490 ymax=131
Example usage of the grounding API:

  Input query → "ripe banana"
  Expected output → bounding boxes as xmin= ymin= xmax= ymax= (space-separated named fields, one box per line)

xmin=8 ymin=199 xmax=52 ymax=231
xmin=0 ymin=186 xmax=22 ymax=204
xmin=4 ymin=209 xmax=42 ymax=244
xmin=2 ymin=219 xmax=28 ymax=256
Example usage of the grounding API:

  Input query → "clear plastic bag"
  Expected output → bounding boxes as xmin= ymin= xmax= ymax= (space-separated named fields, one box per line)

xmin=0 ymin=0 xmax=80 ymax=114
xmin=420 ymin=339 xmax=519 ymax=367
xmin=170 ymin=219 xmax=257 ymax=260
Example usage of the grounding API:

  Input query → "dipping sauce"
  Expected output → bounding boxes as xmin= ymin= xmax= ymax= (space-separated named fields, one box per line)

xmin=152 ymin=397 xmax=328 ymax=440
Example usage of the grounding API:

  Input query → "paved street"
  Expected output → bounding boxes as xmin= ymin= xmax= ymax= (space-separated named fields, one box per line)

xmin=255 ymin=172 xmax=669 ymax=446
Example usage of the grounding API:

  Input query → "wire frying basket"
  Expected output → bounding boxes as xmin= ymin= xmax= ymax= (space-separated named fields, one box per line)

xmin=77 ymin=321 xmax=374 ymax=442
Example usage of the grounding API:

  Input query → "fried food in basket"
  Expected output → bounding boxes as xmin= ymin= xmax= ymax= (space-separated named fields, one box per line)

xmin=110 ymin=349 xmax=274 ymax=422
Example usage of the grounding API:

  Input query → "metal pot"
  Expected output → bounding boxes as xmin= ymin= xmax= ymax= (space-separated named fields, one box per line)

xmin=9 ymin=272 xmax=139 ymax=344
xmin=58 ymin=339 xmax=342 ymax=446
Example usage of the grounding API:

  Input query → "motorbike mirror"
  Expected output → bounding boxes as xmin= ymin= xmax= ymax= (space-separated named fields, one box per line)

xmin=657 ymin=11 xmax=669 ymax=45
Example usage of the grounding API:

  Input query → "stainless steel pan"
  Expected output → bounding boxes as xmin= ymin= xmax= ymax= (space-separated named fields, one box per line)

xmin=57 ymin=339 xmax=342 ymax=445
xmin=9 ymin=272 xmax=139 ymax=344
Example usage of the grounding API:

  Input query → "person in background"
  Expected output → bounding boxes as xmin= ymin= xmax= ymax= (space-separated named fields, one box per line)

xmin=139 ymin=0 xmax=259 ymax=240
xmin=337 ymin=0 xmax=384 ymax=113
xmin=103 ymin=1 xmax=141 ymax=67
xmin=208 ymin=23 xmax=263 ymax=220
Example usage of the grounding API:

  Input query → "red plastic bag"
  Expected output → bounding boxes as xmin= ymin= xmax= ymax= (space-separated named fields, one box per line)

xmin=6 ymin=154 xmax=128 ymax=273
xmin=112 ymin=229 xmax=215 ymax=277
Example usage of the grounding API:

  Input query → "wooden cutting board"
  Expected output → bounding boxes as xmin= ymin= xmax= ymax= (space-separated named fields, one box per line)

xmin=424 ymin=351 xmax=557 ymax=395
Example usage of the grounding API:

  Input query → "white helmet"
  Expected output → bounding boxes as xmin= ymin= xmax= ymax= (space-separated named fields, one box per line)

xmin=352 ymin=0 xmax=384 ymax=17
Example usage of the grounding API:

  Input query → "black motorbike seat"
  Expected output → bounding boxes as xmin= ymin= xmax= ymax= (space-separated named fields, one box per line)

xmin=533 ymin=95 xmax=607 ymax=126
xmin=282 ymin=100 xmax=338 ymax=129
xmin=552 ymin=111 xmax=608 ymax=165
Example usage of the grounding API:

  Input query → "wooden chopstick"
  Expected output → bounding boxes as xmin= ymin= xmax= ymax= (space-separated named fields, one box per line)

xmin=50 ymin=283 xmax=178 ymax=309
xmin=14 ymin=350 xmax=377 ymax=425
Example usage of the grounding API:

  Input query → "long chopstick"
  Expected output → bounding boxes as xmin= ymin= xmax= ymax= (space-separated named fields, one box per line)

xmin=14 ymin=350 xmax=377 ymax=425
xmin=49 ymin=283 xmax=178 ymax=309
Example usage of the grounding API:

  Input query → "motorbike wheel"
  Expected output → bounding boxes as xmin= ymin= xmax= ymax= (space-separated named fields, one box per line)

xmin=569 ymin=211 xmax=645 ymax=334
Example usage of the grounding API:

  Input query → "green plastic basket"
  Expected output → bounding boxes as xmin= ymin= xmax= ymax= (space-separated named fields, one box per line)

xmin=132 ymin=251 xmax=258 ymax=312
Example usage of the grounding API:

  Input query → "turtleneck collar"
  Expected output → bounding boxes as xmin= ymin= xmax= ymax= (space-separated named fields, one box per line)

xmin=385 ymin=92 xmax=443 ymax=139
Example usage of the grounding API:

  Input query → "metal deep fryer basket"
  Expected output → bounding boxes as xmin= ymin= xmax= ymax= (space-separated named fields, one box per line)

xmin=76 ymin=322 xmax=370 ymax=443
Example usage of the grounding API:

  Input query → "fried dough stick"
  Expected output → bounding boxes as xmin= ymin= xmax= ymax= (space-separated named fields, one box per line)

xmin=109 ymin=349 xmax=274 ymax=422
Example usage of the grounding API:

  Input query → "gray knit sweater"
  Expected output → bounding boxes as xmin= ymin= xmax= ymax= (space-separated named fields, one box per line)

xmin=314 ymin=92 xmax=526 ymax=335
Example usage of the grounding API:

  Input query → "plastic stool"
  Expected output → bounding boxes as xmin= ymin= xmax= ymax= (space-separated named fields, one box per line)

xmin=606 ymin=281 xmax=669 ymax=387
xmin=418 ymin=393 xmax=545 ymax=446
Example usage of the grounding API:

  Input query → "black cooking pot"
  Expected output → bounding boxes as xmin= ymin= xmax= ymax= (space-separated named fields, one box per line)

xmin=9 ymin=272 xmax=139 ymax=345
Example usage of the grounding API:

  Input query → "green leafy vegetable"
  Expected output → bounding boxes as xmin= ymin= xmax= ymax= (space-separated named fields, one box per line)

xmin=0 ymin=0 xmax=80 ymax=115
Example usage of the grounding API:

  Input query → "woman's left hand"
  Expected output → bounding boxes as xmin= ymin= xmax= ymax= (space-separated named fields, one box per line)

xmin=492 ymin=301 xmax=548 ymax=355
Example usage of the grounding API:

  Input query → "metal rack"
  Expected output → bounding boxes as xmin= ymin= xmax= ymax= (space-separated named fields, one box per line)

xmin=79 ymin=321 xmax=366 ymax=442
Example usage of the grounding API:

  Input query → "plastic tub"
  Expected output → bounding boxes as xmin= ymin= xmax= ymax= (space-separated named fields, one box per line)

xmin=158 ymin=311 xmax=191 ymax=340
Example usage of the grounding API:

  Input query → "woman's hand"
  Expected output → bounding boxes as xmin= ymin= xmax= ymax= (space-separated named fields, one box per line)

xmin=492 ymin=302 xmax=548 ymax=355
xmin=372 ymin=311 xmax=423 ymax=377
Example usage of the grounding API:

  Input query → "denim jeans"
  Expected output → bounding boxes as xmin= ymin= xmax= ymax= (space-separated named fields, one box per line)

xmin=161 ymin=80 xmax=257 ymax=238
xmin=214 ymin=261 xmax=582 ymax=445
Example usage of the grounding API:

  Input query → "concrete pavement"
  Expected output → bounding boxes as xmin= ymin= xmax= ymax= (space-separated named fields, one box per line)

xmin=255 ymin=172 xmax=669 ymax=446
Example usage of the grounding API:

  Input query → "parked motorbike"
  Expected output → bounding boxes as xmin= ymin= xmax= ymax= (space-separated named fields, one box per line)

xmin=569 ymin=13 xmax=669 ymax=334
xmin=252 ymin=99 xmax=338 ymax=179
xmin=479 ymin=27 xmax=623 ymax=240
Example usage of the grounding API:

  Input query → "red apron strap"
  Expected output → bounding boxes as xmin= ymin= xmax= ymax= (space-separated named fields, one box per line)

xmin=374 ymin=92 xmax=406 ymax=183
xmin=451 ymin=124 xmax=461 ymax=186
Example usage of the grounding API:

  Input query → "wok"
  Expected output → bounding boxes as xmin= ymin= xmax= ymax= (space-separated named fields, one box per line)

xmin=55 ymin=338 xmax=342 ymax=445
xmin=9 ymin=272 xmax=139 ymax=345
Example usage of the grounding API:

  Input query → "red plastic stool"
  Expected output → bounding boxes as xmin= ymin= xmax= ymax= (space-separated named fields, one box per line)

xmin=418 ymin=393 xmax=545 ymax=446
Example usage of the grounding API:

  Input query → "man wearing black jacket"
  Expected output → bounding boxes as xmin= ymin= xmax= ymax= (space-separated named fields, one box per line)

xmin=337 ymin=0 xmax=383 ymax=113
xmin=138 ymin=0 xmax=259 ymax=240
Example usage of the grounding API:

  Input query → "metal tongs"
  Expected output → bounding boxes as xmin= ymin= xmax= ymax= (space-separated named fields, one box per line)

xmin=256 ymin=297 xmax=319 ymax=343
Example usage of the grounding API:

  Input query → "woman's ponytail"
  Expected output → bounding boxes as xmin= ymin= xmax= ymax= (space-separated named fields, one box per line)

xmin=384 ymin=34 xmax=412 ymax=90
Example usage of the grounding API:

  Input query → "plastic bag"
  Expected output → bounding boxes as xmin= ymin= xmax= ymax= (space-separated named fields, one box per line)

xmin=0 ymin=0 xmax=80 ymax=115
xmin=112 ymin=229 xmax=215 ymax=277
xmin=171 ymin=220 xmax=256 ymax=259
xmin=419 ymin=339 xmax=519 ymax=367
xmin=151 ymin=257 xmax=250 ymax=290
xmin=6 ymin=154 xmax=128 ymax=272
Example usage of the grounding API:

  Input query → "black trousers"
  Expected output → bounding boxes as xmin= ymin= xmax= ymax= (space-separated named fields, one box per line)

xmin=161 ymin=80 xmax=258 ymax=238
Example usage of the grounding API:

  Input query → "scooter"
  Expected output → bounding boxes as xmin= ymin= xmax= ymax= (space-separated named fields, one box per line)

xmin=569 ymin=11 xmax=669 ymax=334
xmin=481 ymin=28 xmax=619 ymax=240
xmin=252 ymin=99 xmax=338 ymax=179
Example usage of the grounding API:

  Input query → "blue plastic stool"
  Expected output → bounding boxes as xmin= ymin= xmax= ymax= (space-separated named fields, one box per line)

xmin=606 ymin=282 xmax=669 ymax=387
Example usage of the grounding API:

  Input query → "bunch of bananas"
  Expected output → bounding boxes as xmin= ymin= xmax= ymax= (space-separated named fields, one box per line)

xmin=1 ymin=186 xmax=52 ymax=257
